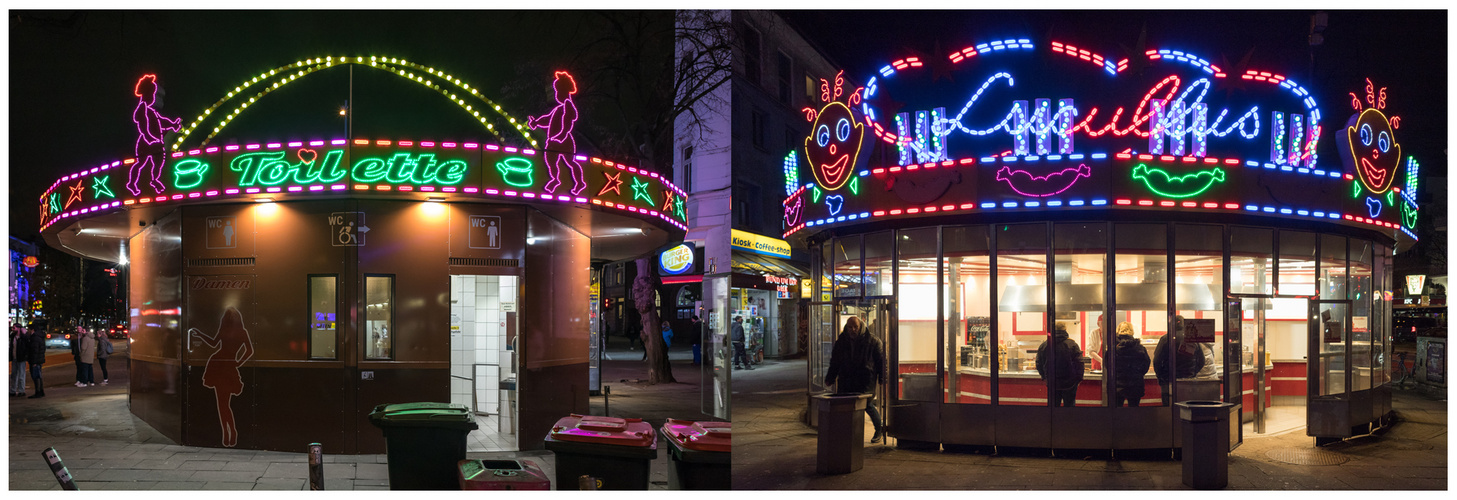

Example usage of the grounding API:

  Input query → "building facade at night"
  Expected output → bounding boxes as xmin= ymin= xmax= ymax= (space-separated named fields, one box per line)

xmin=38 ymin=59 xmax=688 ymax=453
xmin=785 ymin=36 xmax=1422 ymax=450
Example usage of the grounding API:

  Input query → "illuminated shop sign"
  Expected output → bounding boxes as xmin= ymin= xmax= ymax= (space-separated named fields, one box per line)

xmin=39 ymin=66 xmax=688 ymax=234
xmin=1406 ymin=275 xmax=1426 ymax=296
xmin=731 ymin=229 xmax=792 ymax=258
xmin=783 ymin=38 xmax=1419 ymax=242
xmin=765 ymin=275 xmax=796 ymax=298
xmin=659 ymin=243 xmax=696 ymax=275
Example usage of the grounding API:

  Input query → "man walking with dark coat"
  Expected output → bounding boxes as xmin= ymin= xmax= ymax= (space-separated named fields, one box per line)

xmin=825 ymin=316 xmax=888 ymax=443
xmin=27 ymin=327 xmax=47 ymax=398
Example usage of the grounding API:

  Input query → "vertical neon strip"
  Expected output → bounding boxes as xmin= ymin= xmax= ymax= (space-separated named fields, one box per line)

xmin=1190 ymin=103 xmax=1208 ymax=157
xmin=1057 ymin=99 xmax=1075 ymax=155
xmin=1147 ymin=99 xmax=1165 ymax=155
xmin=1269 ymin=111 xmax=1286 ymax=165
xmin=1288 ymin=114 xmax=1304 ymax=166
xmin=1012 ymin=101 xmax=1029 ymax=156
xmin=1168 ymin=100 xmax=1186 ymax=156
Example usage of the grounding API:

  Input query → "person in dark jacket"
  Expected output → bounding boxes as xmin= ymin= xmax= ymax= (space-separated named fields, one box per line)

xmin=731 ymin=316 xmax=752 ymax=370
xmin=1153 ymin=315 xmax=1205 ymax=406
xmin=1036 ymin=323 xmax=1084 ymax=407
xmin=10 ymin=326 xmax=29 ymax=397
xmin=1112 ymin=321 xmax=1151 ymax=406
xmin=26 ymin=328 xmax=47 ymax=398
xmin=70 ymin=326 xmax=84 ymax=384
xmin=824 ymin=316 xmax=888 ymax=443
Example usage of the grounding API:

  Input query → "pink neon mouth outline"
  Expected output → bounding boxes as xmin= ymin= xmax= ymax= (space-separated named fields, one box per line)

xmin=994 ymin=164 xmax=1092 ymax=197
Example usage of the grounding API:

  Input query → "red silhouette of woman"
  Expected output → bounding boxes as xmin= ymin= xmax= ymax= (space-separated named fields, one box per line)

xmin=188 ymin=307 xmax=254 ymax=448
xmin=527 ymin=71 xmax=585 ymax=195
xmin=128 ymin=74 xmax=182 ymax=196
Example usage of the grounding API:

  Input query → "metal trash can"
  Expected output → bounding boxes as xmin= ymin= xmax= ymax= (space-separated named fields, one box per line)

xmin=499 ymin=377 xmax=516 ymax=435
xmin=660 ymin=418 xmax=731 ymax=490
xmin=813 ymin=392 xmax=871 ymax=475
xmin=1177 ymin=400 xmax=1239 ymax=489
xmin=368 ymin=402 xmax=479 ymax=490
xmin=457 ymin=458 xmax=551 ymax=490
xmin=543 ymin=414 xmax=657 ymax=490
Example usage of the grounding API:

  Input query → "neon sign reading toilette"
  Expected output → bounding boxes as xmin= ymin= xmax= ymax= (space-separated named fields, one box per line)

xmin=227 ymin=149 xmax=467 ymax=186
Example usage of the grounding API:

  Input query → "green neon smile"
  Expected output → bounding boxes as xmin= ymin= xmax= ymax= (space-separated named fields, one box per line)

xmin=1131 ymin=164 xmax=1226 ymax=199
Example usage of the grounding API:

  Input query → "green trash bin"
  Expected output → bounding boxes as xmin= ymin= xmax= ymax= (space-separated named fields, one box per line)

xmin=368 ymin=402 xmax=479 ymax=490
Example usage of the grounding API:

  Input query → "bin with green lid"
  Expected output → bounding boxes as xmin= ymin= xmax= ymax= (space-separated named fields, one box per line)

xmin=368 ymin=402 xmax=479 ymax=490
xmin=543 ymin=414 xmax=657 ymax=490
xmin=660 ymin=419 xmax=730 ymax=490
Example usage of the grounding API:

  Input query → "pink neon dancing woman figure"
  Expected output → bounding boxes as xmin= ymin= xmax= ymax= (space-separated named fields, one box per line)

xmin=128 ymin=74 xmax=182 ymax=196
xmin=527 ymin=71 xmax=586 ymax=195
xmin=188 ymin=307 xmax=254 ymax=448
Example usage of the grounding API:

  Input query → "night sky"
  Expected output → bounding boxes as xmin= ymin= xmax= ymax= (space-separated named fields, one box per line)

xmin=778 ymin=10 xmax=1447 ymax=189
xmin=8 ymin=10 xmax=673 ymax=240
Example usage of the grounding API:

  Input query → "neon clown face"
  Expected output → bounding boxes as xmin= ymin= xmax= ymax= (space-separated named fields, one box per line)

xmin=1345 ymin=108 xmax=1401 ymax=193
xmin=804 ymin=101 xmax=864 ymax=192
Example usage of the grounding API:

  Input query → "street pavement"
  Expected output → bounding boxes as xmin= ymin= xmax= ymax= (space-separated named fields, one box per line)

xmin=732 ymin=357 xmax=1448 ymax=490
xmin=7 ymin=335 xmax=719 ymax=490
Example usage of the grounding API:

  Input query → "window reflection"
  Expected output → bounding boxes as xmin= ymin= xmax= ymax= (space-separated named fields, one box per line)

xmin=996 ymin=223 xmax=1048 ymax=406
xmin=309 ymin=276 xmax=337 ymax=360
xmin=896 ymin=228 xmax=938 ymax=402
xmin=944 ymin=225 xmax=990 ymax=404
xmin=1053 ymin=223 xmax=1105 ymax=407
xmin=1114 ymin=224 xmax=1165 ymax=406
xmin=365 ymin=276 xmax=394 ymax=360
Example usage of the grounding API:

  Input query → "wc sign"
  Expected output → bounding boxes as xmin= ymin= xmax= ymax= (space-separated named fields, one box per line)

xmin=206 ymin=216 xmax=237 ymax=249
xmin=329 ymin=212 xmax=369 ymax=247
xmin=468 ymin=215 xmax=503 ymax=249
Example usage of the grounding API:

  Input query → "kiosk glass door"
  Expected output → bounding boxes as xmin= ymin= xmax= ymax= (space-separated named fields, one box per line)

xmin=836 ymin=298 xmax=894 ymax=436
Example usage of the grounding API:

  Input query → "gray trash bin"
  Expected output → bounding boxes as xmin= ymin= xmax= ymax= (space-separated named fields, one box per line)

xmin=1177 ymin=400 xmax=1239 ymax=489
xmin=813 ymin=393 xmax=872 ymax=475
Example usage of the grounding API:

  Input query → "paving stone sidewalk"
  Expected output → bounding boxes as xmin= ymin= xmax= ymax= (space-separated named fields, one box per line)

xmin=732 ymin=358 xmax=1447 ymax=490
xmin=8 ymin=338 xmax=718 ymax=490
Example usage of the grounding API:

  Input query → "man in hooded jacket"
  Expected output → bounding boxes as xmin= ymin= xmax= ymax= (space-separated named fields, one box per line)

xmin=1036 ymin=323 xmax=1084 ymax=407
xmin=1153 ymin=315 xmax=1205 ymax=405
xmin=825 ymin=316 xmax=888 ymax=443
xmin=1112 ymin=321 xmax=1151 ymax=406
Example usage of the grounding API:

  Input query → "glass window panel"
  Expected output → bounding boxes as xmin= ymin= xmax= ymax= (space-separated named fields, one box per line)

xmin=944 ymin=225 xmax=991 ymax=404
xmin=1115 ymin=223 xmax=1165 ymax=406
xmin=819 ymin=240 xmax=832 ymax=302
xmin=1173 ymin=224 xmax=1224 ymax=405
xmin=833 ymin=236 xmax=862 ymax=298
xmin=995 ymin=223 xmax=1048 ymax=406
xmin=864 ymin=231 xmax=895 ymax=297
xmin=365 ymin=276 xmax=394 ymax=360
xmin=309 ymin=276 xmax=337 ymax=359
xmin=1317 ymin=302 xmax=1348 ymax=396
xmin=1379 ymin=246 xmax=1393 ymax=386
xmin=1278 ymin=230 xmax=1316 ymax=296
xmin=1351 ymin=239 xmax=1373 ymax=391
xmin=896 ymin=227 xmax=939 ymax=402
xmin=1230 ymin=227 xmax=1273 ymax=295
xmin=1320 ymin=234 xmax=1348 ymax=300
xmin=1053 ymin=223 xmax=1105 ymax=407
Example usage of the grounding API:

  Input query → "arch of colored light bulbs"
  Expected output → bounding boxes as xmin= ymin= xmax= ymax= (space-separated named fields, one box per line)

xmin=170 ymin=56 xmax=534 ymax=152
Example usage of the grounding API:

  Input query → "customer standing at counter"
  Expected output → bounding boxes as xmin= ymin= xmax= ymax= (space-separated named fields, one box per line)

xmin=1112 ymin=321 xmax=1150 ymax=406
xmin=825 ymin=316 xmax=888 ymax=443
xmin=1035 ymin=323 xmax=1084 ymax=407
xmin=1153 ymin=315 xmax=1205 ymax=406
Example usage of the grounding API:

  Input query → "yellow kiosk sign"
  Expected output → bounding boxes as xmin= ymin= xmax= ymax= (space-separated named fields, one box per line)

xmin=731 ymin=229 xmax=792 ymax=258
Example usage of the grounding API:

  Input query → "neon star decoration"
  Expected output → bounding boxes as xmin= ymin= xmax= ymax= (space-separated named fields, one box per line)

xmin=673 ymin=195 xmax=686 ymax=220
xmin=598 ymin=171 xmax=624 ymax=196
xmin=661 ymin=190 xmax=677 ymax=213
xmin=995 ymin=164 xmax=1091 ymax=197
xmin=66 ymin=180 xmax=86 ymax=209
xmin=48 ymin=193 xmax=61 ymax=215
xmin=1336 ymin=79 xmax=1402 ymax=194
xmin=1130 ymin=164 xmax=1226 ymax=198
xmin=527 ymin=71 xmax=585 ymax=195
xmin=630 ymin=176 xmax=654 ymax=205
xmin=128 ymin=75 xmax=182 ymax=196
xmin=801 ymin=70 xmax=865 ymax=192
xmin=91 ymin=176 xmax=115 ymax=199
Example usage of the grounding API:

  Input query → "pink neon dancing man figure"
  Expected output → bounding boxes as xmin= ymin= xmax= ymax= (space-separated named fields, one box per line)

xmin=128 ymin=74 xmax=182 ymax=196
xmin=527 ymin=71 xmax=586 ymax=195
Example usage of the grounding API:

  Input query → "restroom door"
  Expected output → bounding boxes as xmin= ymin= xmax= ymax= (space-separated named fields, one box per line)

xmin=449 ymin=275 xmax=519 ymax=433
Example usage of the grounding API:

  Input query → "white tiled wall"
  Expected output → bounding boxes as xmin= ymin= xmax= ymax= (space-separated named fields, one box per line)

xmin=449 ymin=275 xmax=517 ymax=415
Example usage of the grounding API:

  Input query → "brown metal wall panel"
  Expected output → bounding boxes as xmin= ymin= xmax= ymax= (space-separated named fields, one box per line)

xmin=128 ymin=210 xmax=185 ymax=440
xmin=248 ymin=201 xmax=353 ymax=362
xmin=447 ymin=204 xmax=527 ymax=261
xmin=890 ymin=401 xmax=939 ymax=443
xmin=517 ymin=208 xmax=592 ymax=450
xmin=994 ymin=406 xmax=1052 ymax=448
xmin=357 ymin=200 xmax=451 ymax=363
xmin=939 ymin=403 xmax=996 ymax=446
xmin=1111 ymin=406 xmax=1174 ymax=449
xmin=128 ymin=359 xmax=184 ymax=443
xmin=1052 ymin=406 xmax=1114 ymax=449
xmin=247 ymin=366 xmax=352 ymax=453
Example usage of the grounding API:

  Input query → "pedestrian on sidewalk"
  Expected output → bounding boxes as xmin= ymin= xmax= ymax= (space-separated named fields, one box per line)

xmin=10 ymin=325 xmax=29 ymax=397
xmin=661 ymin=321 xmax=674 ymax=350
xmin=96 ymin=329 xmax=114 ymax=385
xmin=26 ymin=327 xmax=47 ymax=398
xmin=1113 ymin=321 xmax=1150 ymax=407
xmin=825 ymin=316 xmax=886 ymax=443
xmin=70 ymin=326 xmax=83 ymax=384
xmin=1035 ymin=322 xmax=1084 ymax=407
xmin=732 ymin=316 xmax=752 ymax=370
xmin=77 ymin=327 xmax=97 ymax=387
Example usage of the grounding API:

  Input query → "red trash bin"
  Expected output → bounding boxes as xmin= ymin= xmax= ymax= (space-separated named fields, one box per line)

xmin=660 ymin=419 xmax=730 ymax=490
xmin=457 ymin=459 xmax=551 ymax=490
xmin=543 ymin=414 xmax=657 ymax=490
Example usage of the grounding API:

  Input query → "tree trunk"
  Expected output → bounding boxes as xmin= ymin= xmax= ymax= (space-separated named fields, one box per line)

xmin=633 ymin=257 xmax=675 ymax=384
